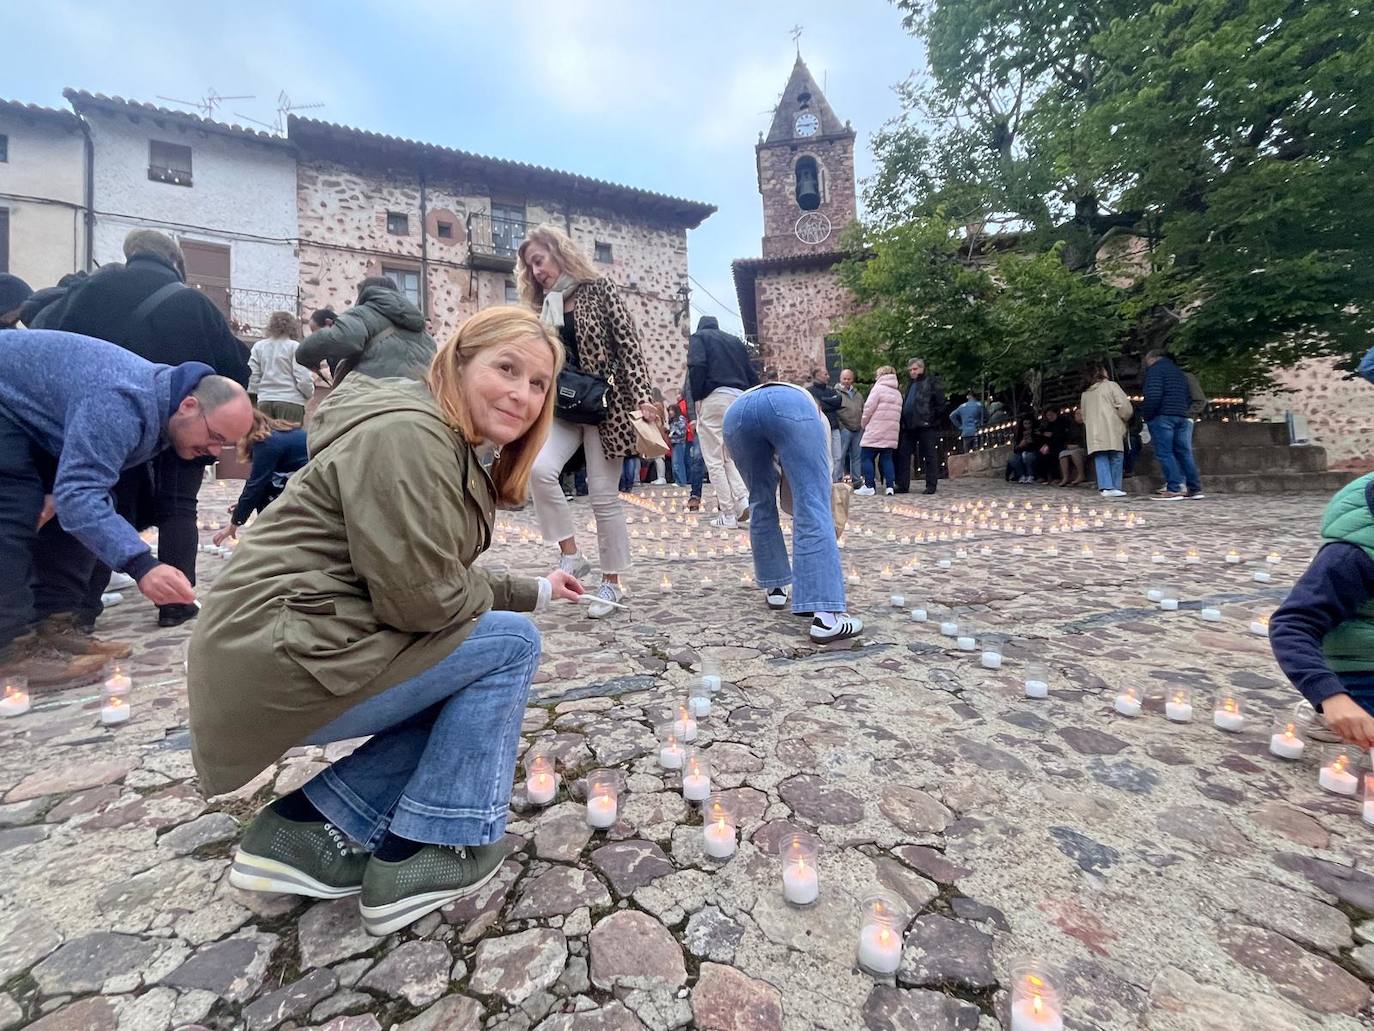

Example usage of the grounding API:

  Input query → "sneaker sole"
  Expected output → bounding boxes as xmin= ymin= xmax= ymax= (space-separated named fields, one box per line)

xmin=809 ymin=627 xmax=863 ymax=644
xmin=229 ymin=850 xmax=362 ymax=899
xmin=360 ymin=860 xmax=504 ymax=936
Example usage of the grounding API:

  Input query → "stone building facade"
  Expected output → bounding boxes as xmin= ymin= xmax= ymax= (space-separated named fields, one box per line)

xmin=290 ymin=117 xmax=714 ymax=395
xmin=0 ymin=100 xmax=88 ymax=287
xmin=733 ymin=56 xmax=858 ymax=383
xmin=64 ymin=92 xmax=299 ymax=337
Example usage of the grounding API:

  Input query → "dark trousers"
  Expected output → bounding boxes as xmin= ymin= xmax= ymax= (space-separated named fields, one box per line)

xmin=896 ymin=426 xmax=940 ymax=492
xmin=0 ymin=411 xmax=97 ymax=649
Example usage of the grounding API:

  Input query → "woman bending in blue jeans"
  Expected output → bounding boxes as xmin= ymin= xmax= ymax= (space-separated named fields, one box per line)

xmin=188 ymin=307 xmax=583 ymax=936
xmin=723 ymin=383 xmax=863 ymax=644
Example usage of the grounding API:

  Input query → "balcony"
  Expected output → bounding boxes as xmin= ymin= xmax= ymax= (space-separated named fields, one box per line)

xmin=467 ymin=212 xmax=531 ymax=271
xmin=224 ymin=287 xmax=299 ymax=339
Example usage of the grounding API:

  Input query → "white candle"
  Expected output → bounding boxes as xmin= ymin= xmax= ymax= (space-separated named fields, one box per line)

xmin=689 ymin=695 xmax=711 ymax=718
xmin=940 ymin=620 xmax=959 ymax=637
xmin=1160 ymin=598 xmax=1179 ymax=611
xmin=1114 ymin=693 xmax=1142 ymax=717
xmin=586 ymin=794 xmax=617 ymax=828
xmin=1165 ymin=700 xmax=1193 ymax=722
xmin=1010 ymin=996 xmax=1065 ymax=1031
xmin=1146 ymin=589 xmax=1164 ymax=602
xmin=659 ymin=743 xmax=684 ymax=769
xmin=889 ymin=594 xmax=905 ymax=608
xmin=1269 ymin=731 xmax=1304 ymax=760
xmin=1024 ymin=679 xmax=1049 ymax=699
xmin=981 ymin=651 xmax=1003 ymax=669
xmin=1250 ymin=620 xmax=1270 ymax=637
xmin=1213 ymin=709 xmax=1245 ymax=732
xmin=104 ymin=670 xmax=132 ymax=695
xmin=701 ymin=674 xmax=722 ymax=692
xmin=673 ymin=716 xmax=698 ymax=742
xmin=957 ymin=635 xmax=976 ymax=652
xmin=0 ymin=690 xmax=31 ymax=718
xmin=702 ymin=818 xmax=736 ymax=858
xmin=100 ymin=697 xmax=131 ymax=726
xmin=1200 ymin=608 xmax=1222 ymax=622
xmin=910 ymin=608 xmax=928 ymax=623
xmin=782 ymin=859 xmax=819 ymax=904
xmin=1226 ymin=551 xmax=1241 ymax=564
xmin=857 ymin=924 xmax=903 ymax=975
xmin=660 ymin=577 xmax=673 ymax=594
xmin=1253 ymin=570 xmax=1272 ymax=583
xmin=937 ymin=558 xmax=952 ymax=569
xmin=682 ymin=771 xmax=711 ymax=802
xmin=1319 ymin=764 xmax=1358 ymax=795
xmin=526 ymin=772 xmax=557 ymax=806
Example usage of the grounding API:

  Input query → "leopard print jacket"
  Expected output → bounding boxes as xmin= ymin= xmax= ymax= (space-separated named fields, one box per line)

xmin=567 ymin=277 xmax=655 ymax=461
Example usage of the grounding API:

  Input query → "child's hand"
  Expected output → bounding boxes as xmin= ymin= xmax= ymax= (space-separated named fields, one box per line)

xmin=1321 ymin=694 xmax=1374 ymax=749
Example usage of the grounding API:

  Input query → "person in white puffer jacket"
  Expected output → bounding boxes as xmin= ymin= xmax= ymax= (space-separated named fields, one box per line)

xmin=248 ymin=311 xmax=315 ymax=424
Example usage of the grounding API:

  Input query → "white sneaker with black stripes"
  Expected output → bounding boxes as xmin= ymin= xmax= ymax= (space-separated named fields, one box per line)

xmin=765 ymin=587 xmax=788 ymax=610
xmin=809 ymin=612 xmax=863 ymax=644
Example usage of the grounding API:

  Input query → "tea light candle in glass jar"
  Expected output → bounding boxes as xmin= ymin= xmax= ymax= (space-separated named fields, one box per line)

xmin=100 ymin=694 xmax=131 ymax=726
xmin=673 ymin=703 xmax=698 ymax=743
xmin=1200 ymin=607 xmax=1222 ymax=622
xmin=957 ymin=633 xmax=977 ymax=652
xmin=1266 ymin=551 xmax=1282 ymax=566
xmin=981 ymin=638 xmax=1003 ymax=669
xmin=1024 ymin=663 xmax=1049 ymax=699
xmin=1010 ymin=961 xmax=1065 ymax=1031
xmin=880 ymin=565 xmax=894 ymax=582
xmin=701 ymin=793 xmax=736 ymax=859
xmin=780 ymin=830 xmax=819 ymax=906
xmin=1252 ymin=567 xmax=1272 ymax=583
xmin=0 ymin=676 xmax=31 ymax=718
xmin=584 ymin=771 xmax=619 ymax=828
xmin=1212 ymin=694 xmax=1245 ymax=732
xmin=701 ymin=657 xmax=722 ymax=693
xmin=1165 ymin=688 xmax=1194 ymax=722
xmin=889 ymin=594 xmax=906 ymax=609
xmin=1114 ymin=686 xmax=1143 ymax=717
xmin=1115 ymin=546 xmax=1129 ymax=563
xmin=1269 ymin=713 xmax=1307 ymax=760
xmin=1225 ymin=548 xmax=1241 ymax=564
xmin=523 ymin=746 xmax=558 ymax=806
xmin=689 ymin=683 xmax=712 ymax=718
xmin=1146 ymin=586 xmax=1164 ymax=603
xmin=104 ymin=665 xmax=132 ymax=697
xmin=910 ymin=604 xmax=928 ymax=623
xmin=1185 ymin=547 xmax=1200 ymax=565
xmin=1250 ymin=615 xmax=1270 ymax=637
xmin=857 ymin=893 xmax=906 ymax=976
xmin=1159 ymin=587 xmax=1180 ymax=611
xmin=1151 ymin=549 xmax=1166 ymax=564
xmin=658 ymin=724 xmax=685 ymax=770
xmin=681 ymin=748 xmax=711 ymax=802
xmin=1319 ymin=746 xmax=1359 ymax=795
xmin=659 ymin=575 xmax=674 ymax=594
xmin=1362 ymin=774 xmax=1374 ymax=827
xmin=940 ymin=614 xmax=960 ymax=637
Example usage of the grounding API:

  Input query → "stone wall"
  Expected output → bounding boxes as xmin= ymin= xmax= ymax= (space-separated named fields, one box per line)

xmin=1251 ymin=357 xmax=1374 ymax=473
xmin=753 ymin=264 xmax=855 ymax=384
xmin=297 ymin=159 xmax=692 ymax=395
xmin=758 ymin=135 xmax=856 ymax=260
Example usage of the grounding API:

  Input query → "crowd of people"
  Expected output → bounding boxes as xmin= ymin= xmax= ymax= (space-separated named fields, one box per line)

xmin=0 ymin=219 xmax=1242 ymax=936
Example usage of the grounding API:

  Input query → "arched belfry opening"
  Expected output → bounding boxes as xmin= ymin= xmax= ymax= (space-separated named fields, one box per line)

xmin=795 ymin=156 xmax=821 ymax=211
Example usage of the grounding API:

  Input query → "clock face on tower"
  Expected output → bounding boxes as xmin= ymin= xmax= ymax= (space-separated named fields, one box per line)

xmin=794 ymin=111 xmax=819 ymax=137
xmin=795 ymin=211 xmax=832 ymax=245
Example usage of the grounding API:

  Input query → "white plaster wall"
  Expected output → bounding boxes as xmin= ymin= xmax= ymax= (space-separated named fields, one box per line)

xmin=0 ymin=112 xmax=87 ymax=284
xmin=85 ymin=108 xmax=297 ymax=296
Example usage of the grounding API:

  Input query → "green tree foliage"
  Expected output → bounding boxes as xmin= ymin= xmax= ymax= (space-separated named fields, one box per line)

xmin=854 ymin=0 xmax=1373 ymax=393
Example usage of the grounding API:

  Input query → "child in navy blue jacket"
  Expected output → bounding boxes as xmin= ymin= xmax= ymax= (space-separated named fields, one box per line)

xmin=1269 ymin=472 xmax=1374 ymax=748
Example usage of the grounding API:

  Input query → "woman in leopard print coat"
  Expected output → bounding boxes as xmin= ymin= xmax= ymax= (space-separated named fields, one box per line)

xmin=518 ymin=224 xmax=659 ymax=618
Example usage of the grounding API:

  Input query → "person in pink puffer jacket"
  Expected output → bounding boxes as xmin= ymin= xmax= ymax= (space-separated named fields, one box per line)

xmin=856 ymin=367 xmax=903 ymax=495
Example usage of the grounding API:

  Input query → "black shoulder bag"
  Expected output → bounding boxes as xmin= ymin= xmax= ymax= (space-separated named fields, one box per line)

xmin=556 ymin=365 xmax=613 ymax=425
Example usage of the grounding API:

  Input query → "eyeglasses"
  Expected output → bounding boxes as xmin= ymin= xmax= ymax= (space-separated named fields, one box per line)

xmin=200 ymin=411 xmax=230 ymax=449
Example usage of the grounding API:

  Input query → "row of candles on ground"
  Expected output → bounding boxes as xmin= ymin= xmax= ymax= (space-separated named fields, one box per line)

xmin=1 ymin=668 xmax=133 ymax=725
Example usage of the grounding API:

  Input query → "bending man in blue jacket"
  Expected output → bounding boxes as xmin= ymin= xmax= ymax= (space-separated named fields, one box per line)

xmin=0 ymin=330 xmax=253 ymax=689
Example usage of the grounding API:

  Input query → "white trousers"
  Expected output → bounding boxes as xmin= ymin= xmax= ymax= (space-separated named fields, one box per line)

xmin=696 ymin=390 xmax=750 ymax=518
xmin=530 ymin=419 xmax=632 ymax=575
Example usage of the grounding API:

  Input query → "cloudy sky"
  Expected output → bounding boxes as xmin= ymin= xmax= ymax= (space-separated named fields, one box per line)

xmin=8 ymin=0 xmax=926 ymax=334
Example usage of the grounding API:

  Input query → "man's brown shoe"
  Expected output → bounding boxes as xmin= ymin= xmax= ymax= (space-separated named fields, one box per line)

xmin=0 ymin=633 xmax=108 ymax=692
xmin=38 ymin=614 xmax=133 ymax=660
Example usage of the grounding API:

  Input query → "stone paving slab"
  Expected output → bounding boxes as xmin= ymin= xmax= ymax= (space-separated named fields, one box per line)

xmin=0 ymin=478 xmax=1371 ymax=1029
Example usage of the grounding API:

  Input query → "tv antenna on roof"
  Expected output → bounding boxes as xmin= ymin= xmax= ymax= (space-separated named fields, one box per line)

xmin=233 ymin=90 xmax=325 ymax=136
xmin=156 ymin=88 xmax=254 ymax=119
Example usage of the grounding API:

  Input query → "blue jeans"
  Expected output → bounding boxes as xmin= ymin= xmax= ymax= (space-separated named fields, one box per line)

xmin=723 ymin=387 xmax=846 ymax=614
xmin=1148 ymin=416 xmax=1201 ymax=493
xmin=861 ymin=446 xmax=895 ymax=489
xmin=1009 ymin=451 xmax=1037 ymax=479
xmin=1093 ymin=450 xmax=1124 ymax=491
xmin=671 ymin=441 xmax=704 ymax=497
xmin=619 ymin=457 xmax=639 ymax=492
xmin=838 ymin=427 xmax=863 ymax=482
xmin=300 ymin=610 xmax=540 ymax=850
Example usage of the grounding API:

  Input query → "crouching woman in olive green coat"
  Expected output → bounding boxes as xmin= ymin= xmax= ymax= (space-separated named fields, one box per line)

xmin=188 ymin=306 xmax=580 ymax=936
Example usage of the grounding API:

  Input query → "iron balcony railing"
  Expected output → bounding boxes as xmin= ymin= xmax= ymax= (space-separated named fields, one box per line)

xmin=467 ymin=212 xmax=532 ymax=270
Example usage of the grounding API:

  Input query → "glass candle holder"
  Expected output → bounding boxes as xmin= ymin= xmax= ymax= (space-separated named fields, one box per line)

xmin=1113 ymin=685 xmax=1143 ymax=717
xmin=1164 ymin=687 xmax=1194 ymax=723
xmin=1146 ymin=585 xmax=1164 ymax=603
xmin=1319 ymin=745 xmax=1360 ymax=796
xmin=889 ymin=593 xmax=906 ymax=609
xmin=1200 ymin=606 xmax=1222 ymax=622
xmin=701 ymin=657 xmax=722 ymax=693
xmin=1250 ymin=615 xmax=1271 ymax=637
xmin=658 ymin=723 xmax=685 ymax=769
xmin=1115 ymin=546 xmax=1129 ymax=563
xmin=0 ymin=676 xmax=31 ymax=718
xmin=1225 ymin=548 xmax=1241 ymax=564
xmin=937 ymin=554 xmax=953 ymax=569
xmin=673 ymin=703 xmax=698 ymax=743
xmin=1363 ymin=774 xmax=1374 ymax=827
xmin=1010 ymin=960 xmax=1065 ymax=1031
xmin=1024 ymin=663 xmax=1049 ymax=699
xmin=523 ymin=746 xmax=558 ymax=806
xmin=857 ymin=893 xmax=906 ymax=976
xmin=940 ymin=611 xmax=960 ymax=637
xmin=1159 ymin=587 xmax=1180 ymax=611
xmin=585 ymin=770 xmax=619 ymax=828
xmin=1269 ymin=710 xmax=1308 ymax=760
xmin=1151 ymin=549 xmax=1166 ymax=564
xmin=1252 ymin=566 xmax=1273 ymax=583
xmin=980 ymin=637 xmax=1004 ymax=669
xmin=780 ymin=829 xmax=819 ymax=906
xmin=100 ymin=692 xmax=131 ymax=726
xmin=1185 ymin=547 xmax=1200 ymax=565
xmin=103 ymin=665 xmax=132 ymax=699
xmin=1266 ymin=551 xmax=1282 ymax=566
xmin=1212 ymin=693 xmax=1245 ymax=732
xmin=880 ymin=564 xmax=894 ymax=582
xmin=681 ymin=748 xmax=712 ymax=802
xmin=689 ymin=683 xmax=712 ymax=719
xmin=701 ymin=793 xmax=736 ymax=859
xmin=659 ymin=574 xmax=674 ymax=594
xmin=909 ymin=602 xmax=928 ymax=623
xmin=957 ymin=630 xmax=977 ymax=652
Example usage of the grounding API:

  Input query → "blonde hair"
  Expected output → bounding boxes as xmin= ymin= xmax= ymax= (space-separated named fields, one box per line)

xmin=515 ymin=223 xmax=601 ymax=309
xmin=266 ymin=310 xmax=297 ymax=340
xmin=875 ymin=365 xmax=896 ymax=377
xmin=428 ymin=306 xmax=565 ymax=507
xmin=237 ymin=409 xmax=296 ymax=462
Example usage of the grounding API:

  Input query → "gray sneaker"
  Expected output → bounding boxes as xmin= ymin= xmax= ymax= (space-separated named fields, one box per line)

xmin=229 ymin=806 xmax=370 ymax=898
xmin=559 ymin=552 xmax=592 ymax=579
xmin=360 ymin=843 xmax=506 ymax=936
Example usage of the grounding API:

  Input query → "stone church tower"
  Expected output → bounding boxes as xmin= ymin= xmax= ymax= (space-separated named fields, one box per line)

xmin=732 ymin=55 xmax=858 ymax=382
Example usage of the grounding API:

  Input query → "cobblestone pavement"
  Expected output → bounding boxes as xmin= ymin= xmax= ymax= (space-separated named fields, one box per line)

xmin=3 ymin=477 xmax=1374 ymax=1031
